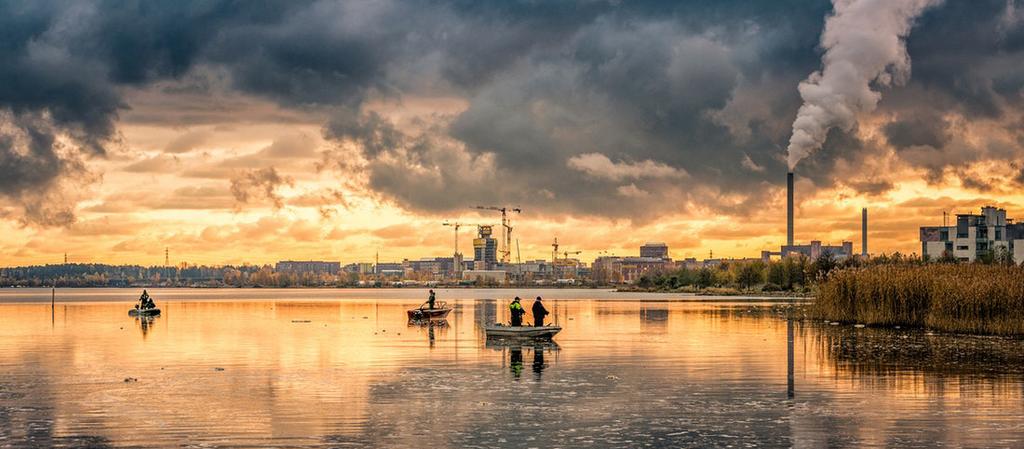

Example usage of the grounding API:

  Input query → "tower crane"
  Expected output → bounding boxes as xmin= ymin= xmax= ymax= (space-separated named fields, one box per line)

xmin=551 ymin=238 xmax=581 ymax=262
xmin=443 ymin=221 xmax=478 ymax=277
xmin=473 ymin=205 xmax=521 ymax=263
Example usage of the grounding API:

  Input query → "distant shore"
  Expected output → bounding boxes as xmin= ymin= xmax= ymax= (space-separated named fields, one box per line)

xmin=1 ymin=284 xmax=615 ymax=290
xmin=616 ymin=285 xmax=814 ymax=297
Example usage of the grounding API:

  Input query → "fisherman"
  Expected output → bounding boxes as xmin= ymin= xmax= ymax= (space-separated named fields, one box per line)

xmin=137 ymin=290 xmax=153 ymax=310
xmin=427 ymin=289 xmax=436 ymax=309
xmin=531 ymin=296 xmax=548 ymax=327
xmin=509 ymin=297 xmax=525 ymax=326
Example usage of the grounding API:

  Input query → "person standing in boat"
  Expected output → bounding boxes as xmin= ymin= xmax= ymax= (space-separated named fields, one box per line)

xmin=531 ymin=296 xmax=548 ymax=327
xmin=509 ymin=297 xmax=525 ymax=326
xmin=137 ymin=290 xmax=153 ymax=310
xmin=427 ymin=289 xmax=436 ymax=309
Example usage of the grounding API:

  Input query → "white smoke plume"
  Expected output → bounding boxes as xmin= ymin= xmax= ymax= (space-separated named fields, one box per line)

xmin=786 ymin=0 xmax=943 ymax=170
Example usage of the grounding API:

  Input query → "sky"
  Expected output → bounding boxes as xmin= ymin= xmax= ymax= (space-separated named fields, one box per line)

xmin=1 ymin=0 xmax=1023 ymax=267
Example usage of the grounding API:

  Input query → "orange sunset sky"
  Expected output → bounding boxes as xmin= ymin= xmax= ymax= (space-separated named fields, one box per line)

xmin=1 ymin=1 xmax=1023 ymax=266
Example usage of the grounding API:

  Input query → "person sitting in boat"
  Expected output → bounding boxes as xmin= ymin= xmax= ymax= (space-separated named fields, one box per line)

xmin=531 ymin=296 xmax=548 ymax=327
xmin=509 ymin=297 xmax=525 ymax=327
xmin=426 ymin=289 xmax=436 ymax=309
xmin=137 ymin=290 xmax=154 ymax=310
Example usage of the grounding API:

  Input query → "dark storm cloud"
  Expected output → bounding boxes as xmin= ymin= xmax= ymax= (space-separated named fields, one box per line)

xmin=230 ymin=167 xmax=293 ymax=209
xmin=883 ymin=113 xmax=952 ymax=150
xmin=2 ymin=0 xmax=1023 ymax=223
xmin=324 ymin=110 xmax=405 ymax=158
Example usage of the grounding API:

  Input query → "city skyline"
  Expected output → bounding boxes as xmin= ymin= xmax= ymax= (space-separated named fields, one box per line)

xmin=3 ymin=1 xmax=1024 ymax=267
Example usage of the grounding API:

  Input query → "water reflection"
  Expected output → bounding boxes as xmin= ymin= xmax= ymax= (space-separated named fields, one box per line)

xmin=408 ymin=319 xmax=448 ymax=348
xmin=510 ymin=347 xmax=523 ymax=378
xmin=532 ymin=345 xmax=546 ymax=377
xmin=0 ymin=291 xmax=1023 ymax=447
xmin=134 ymin=315 xmax=157 ymax=338
xmin=815 ymin=321 xmax=1024 ymax=378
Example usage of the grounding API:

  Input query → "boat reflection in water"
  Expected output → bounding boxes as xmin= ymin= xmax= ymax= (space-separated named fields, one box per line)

xmin=134 ymin=315 xmax=158 ymax=338
xmin=408 ymin=318 xmax=448 ymax=348
xmin=487 ymin=340 xmax=560 ymax=379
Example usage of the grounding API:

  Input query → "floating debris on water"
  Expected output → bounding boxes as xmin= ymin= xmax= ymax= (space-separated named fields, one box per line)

xmin=854 ymin=324 xmax=865 ymax=328
xmin=214 ymin=367 xmax=225 ymax=371
xmin=123 ymin=377 xmax=138 ymax=383
xmin=291 ymin=320 xmax=311 ymax=323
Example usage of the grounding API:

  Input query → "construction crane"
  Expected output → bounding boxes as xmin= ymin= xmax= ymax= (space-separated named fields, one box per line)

xmin=443 ymin=221 xmax=478 ymax=277
xmin=473 ymin=205 xmax=521 ymax=263
xmin=551 ymin=238 xmax=581 ymax=262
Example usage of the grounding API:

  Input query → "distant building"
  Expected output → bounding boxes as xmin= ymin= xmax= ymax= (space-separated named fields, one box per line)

xmin=500 ymin=260 xmax=552 ymax=283
xmin=640 ymin=242 xmax=670 ymax=259
xmin=473 ymin=225 xmax=498 ymax=270
xmin=762 ymin=241 xmax=854 ymax=261
xmin=375 ymin=262 xmax=402 ymax=275
xmin=463 ymin=269 xmax=507 ymax=284
xmin=920 ymin=206 xmax=1024 ymax=263
xmin=275 ymin=260 xmax=340 ymax=275
xmin=403 ymin=257 xmax=455 ymax=280
xmin=592 ymin=256 xmax=670 ymax=284
xmin=679 ymin=257 xmax=701 ymax=270
xmin=342 ymin=263 xmax=375 ymax=275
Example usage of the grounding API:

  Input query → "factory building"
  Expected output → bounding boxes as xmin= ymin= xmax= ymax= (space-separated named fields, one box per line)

xmin=920 ymin=206 xmax=1024 ymax=263
xmin=640 ymin=242 xmax=670 ymax=260
xmin=762 ymin=172 xmax=858 ymax=261
xmin=275 ymin=260 xmax=341 ymax=275
xmin=473 ymin=225 xmax=498 ymax=270
xmin=778 ymin=241 xmax=854 ymax=260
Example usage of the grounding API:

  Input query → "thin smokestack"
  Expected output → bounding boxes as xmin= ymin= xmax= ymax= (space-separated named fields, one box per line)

xmin=787 ymin=172 xmax=794 ymax=247
xmin=862 ymin=208 xmax=868 ymax=256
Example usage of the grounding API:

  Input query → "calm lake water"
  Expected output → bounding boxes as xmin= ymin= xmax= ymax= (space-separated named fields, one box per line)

xmin=1 ymin=288 xmax=1023 ymax=448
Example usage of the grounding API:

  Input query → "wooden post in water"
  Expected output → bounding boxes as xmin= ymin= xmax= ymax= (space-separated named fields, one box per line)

xmin=51 ymin=286 xmax=55 ymax=325
xmin=787 ymin=317 xmax=795 ymax=399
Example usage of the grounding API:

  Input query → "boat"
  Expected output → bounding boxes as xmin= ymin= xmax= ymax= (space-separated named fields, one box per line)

xmin=129 ymin=308 xmax=161 ymax=317
xmin=407 ymin=306 xmax=453 ymax=321
xmin=484 ymin=324 xmax=562 ymax=340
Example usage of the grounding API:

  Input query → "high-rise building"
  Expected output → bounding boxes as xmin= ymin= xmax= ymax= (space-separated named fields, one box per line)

xmin=473 ymin=225 xmax=498 ymax=270
xmin=640 ymin=242 xmax=670 ymax=259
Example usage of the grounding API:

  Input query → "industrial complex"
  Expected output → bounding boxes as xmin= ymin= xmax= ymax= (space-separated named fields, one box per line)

xmin=265 ymin=171 xmax=1024 ymax=286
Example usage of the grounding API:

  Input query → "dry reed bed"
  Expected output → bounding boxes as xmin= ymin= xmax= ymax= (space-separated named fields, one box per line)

xmin=812 ymin=264 xmax=1024 ymax=335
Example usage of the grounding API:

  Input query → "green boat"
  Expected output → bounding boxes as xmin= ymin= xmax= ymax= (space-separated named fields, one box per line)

xmin=129 ymin=308 xmax=160 ymax=317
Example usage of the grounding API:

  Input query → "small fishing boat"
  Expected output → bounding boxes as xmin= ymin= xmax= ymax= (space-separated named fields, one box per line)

xmin=407 ymin=306 xmax=453 ymax=321
xmin=129 ymin=308 xmax=161 ymax=317
xmin=484 ymin=324 xmax=562 ymax=339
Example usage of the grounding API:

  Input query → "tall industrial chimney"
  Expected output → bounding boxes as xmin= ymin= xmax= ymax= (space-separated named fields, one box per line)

xmin=861 ymin=208 xmax=868 ymax=256
xmin=786 ymin=172 xmax=794 ymax=247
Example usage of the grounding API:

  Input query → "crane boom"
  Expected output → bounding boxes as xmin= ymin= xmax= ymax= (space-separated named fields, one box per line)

xmin=443 ymin=221 xmax=480 ymax=278
xmin=472 ymin=205 xmax=521 ymax=263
